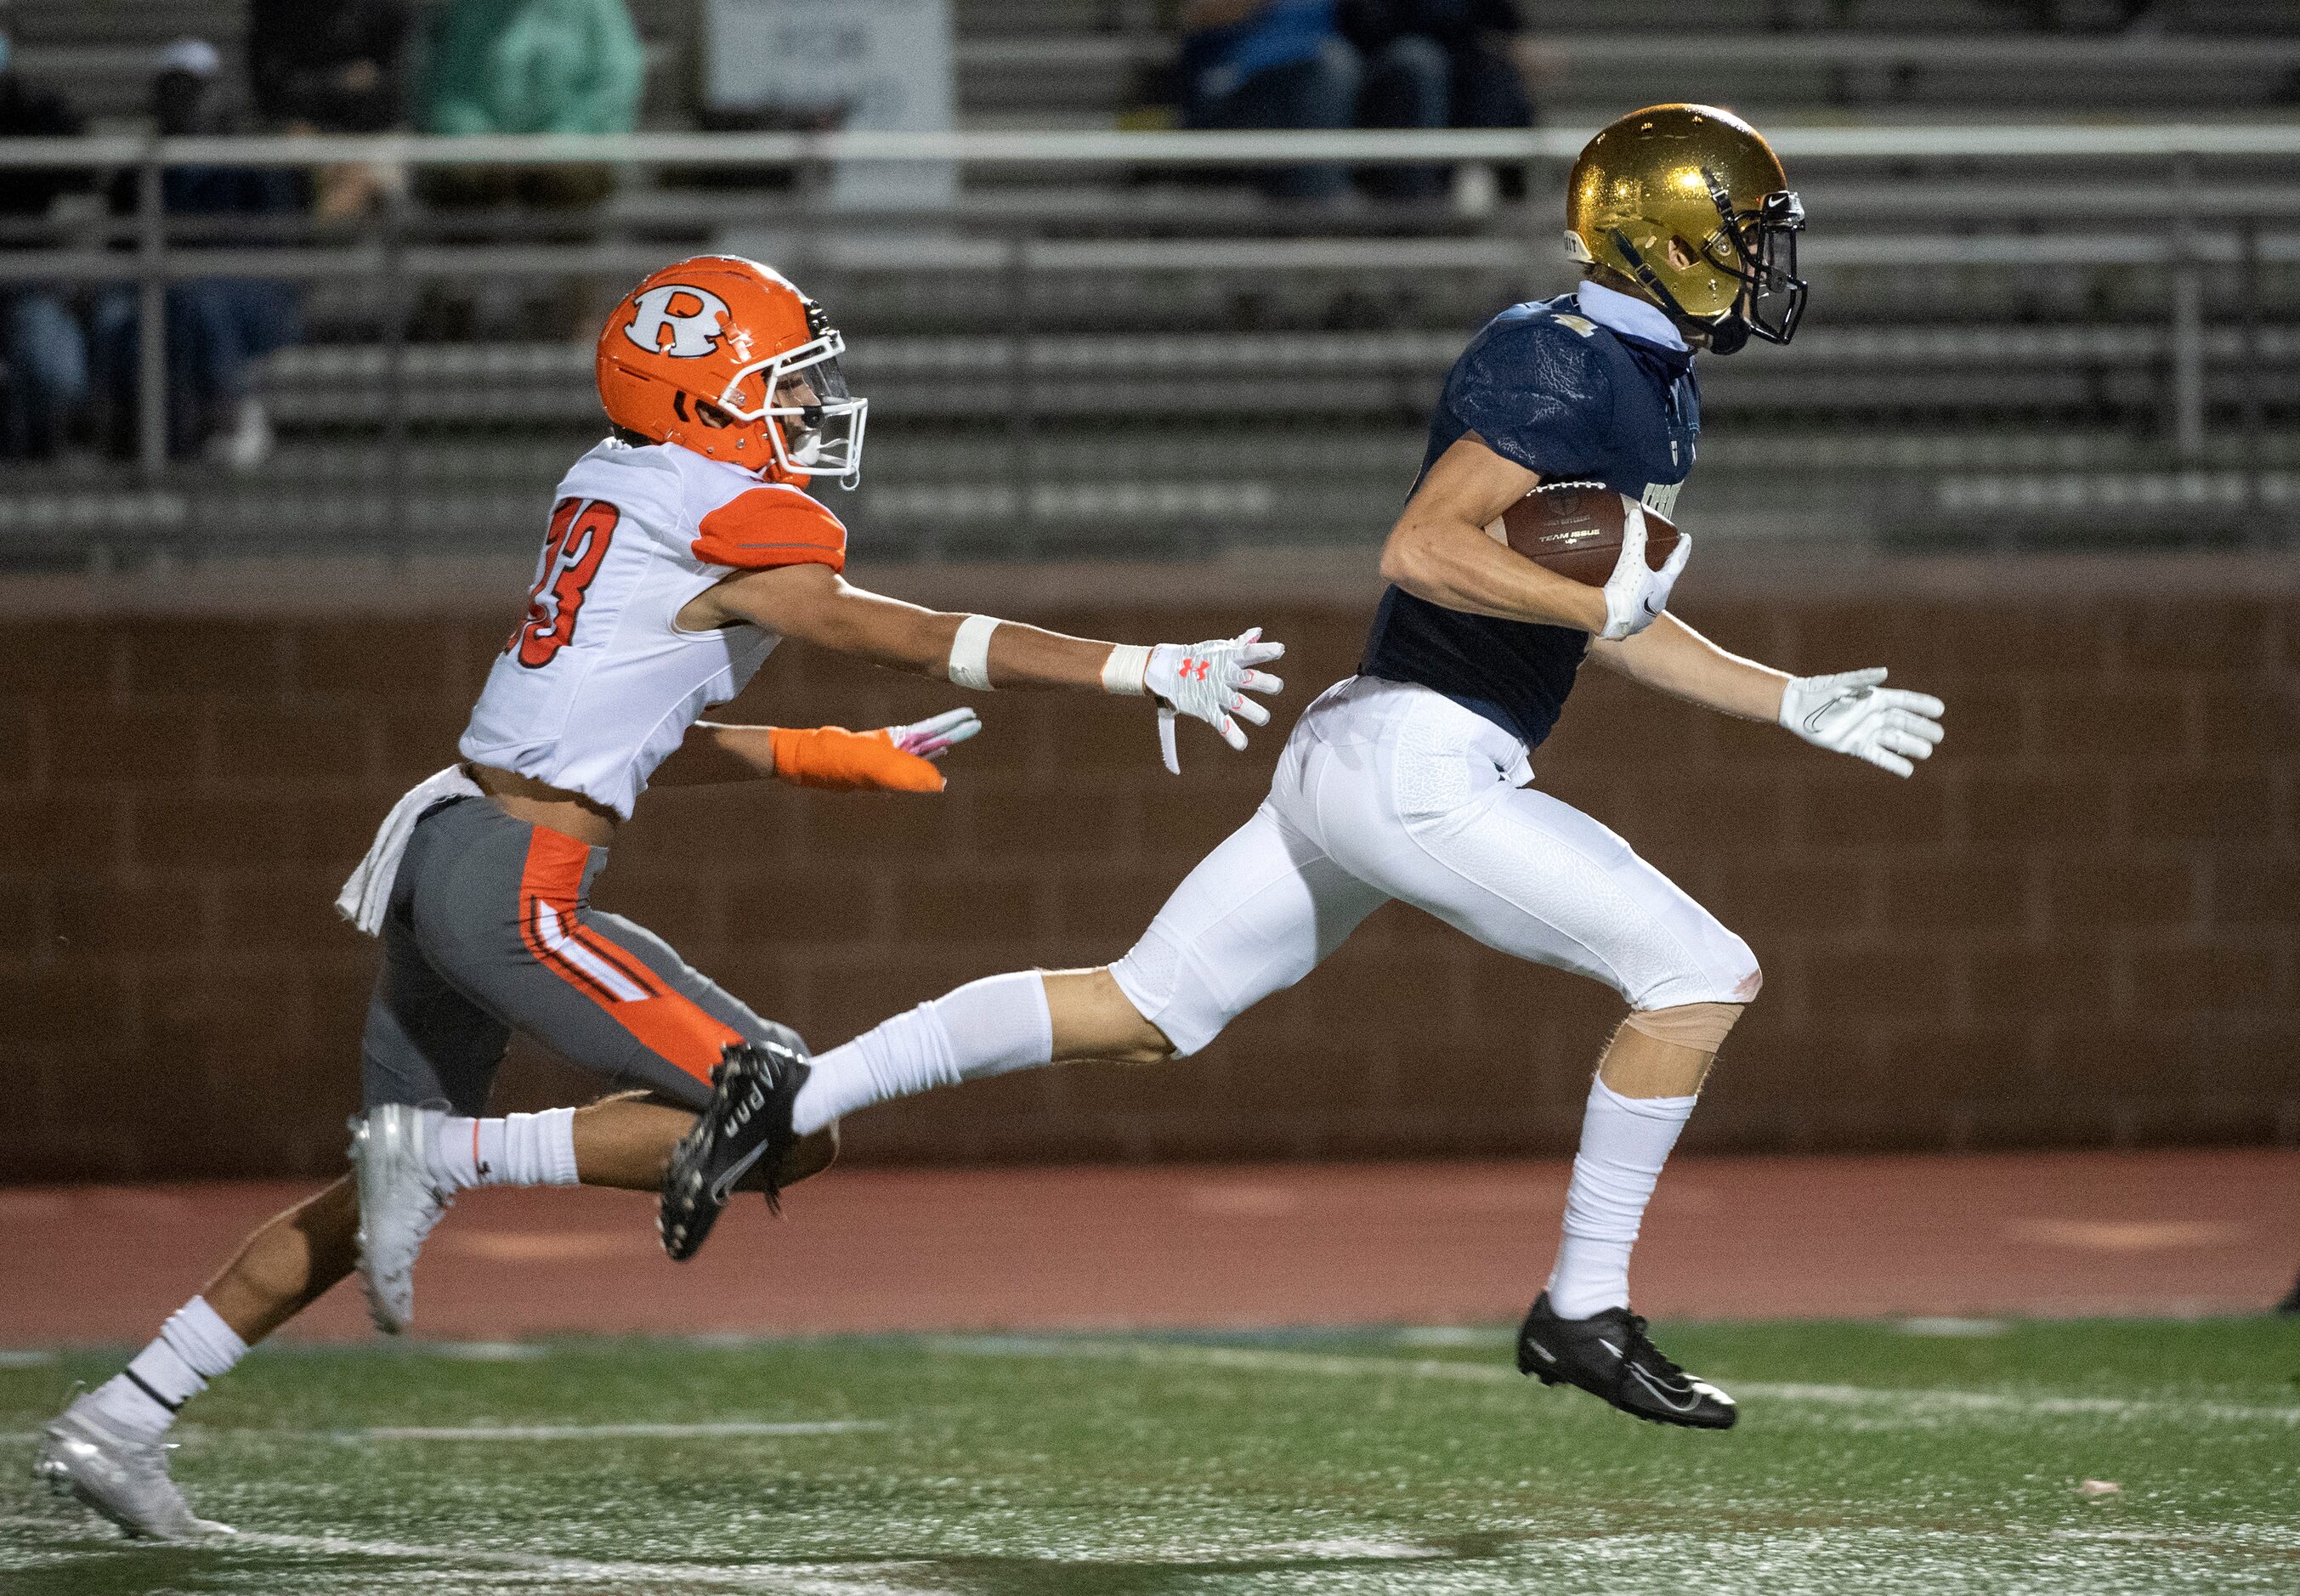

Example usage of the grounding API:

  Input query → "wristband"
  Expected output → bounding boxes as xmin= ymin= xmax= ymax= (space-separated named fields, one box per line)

xmin=947 ymin=614 xmax=1000 ymax=691
xmin=1102 ymin=642 xmax=1151 ymax=696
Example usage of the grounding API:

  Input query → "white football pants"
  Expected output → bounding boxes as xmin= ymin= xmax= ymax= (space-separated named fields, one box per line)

xmin=1112 ymin=676 xmax=1761 ymax=1056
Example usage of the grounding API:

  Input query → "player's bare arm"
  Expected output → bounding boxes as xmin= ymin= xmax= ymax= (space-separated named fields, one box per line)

xmin=683 ymin=562 xmax=1116 ymax=687
xmin=688 ymin=560 xmax=1287 ymax=773
xmin=1589 ymin=613 xmax=1788 ymax=721
xmin=1592 ymin=615 xmax=1947 ymax=778
xmin=650 ymin=710 xmax=982 ymax=791
xmin=1379 ymin=435 xmax=1612 ymax=632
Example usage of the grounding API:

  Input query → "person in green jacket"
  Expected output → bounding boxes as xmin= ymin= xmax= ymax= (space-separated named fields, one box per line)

xmin=419 ymin=0 xmax=643 ymax=207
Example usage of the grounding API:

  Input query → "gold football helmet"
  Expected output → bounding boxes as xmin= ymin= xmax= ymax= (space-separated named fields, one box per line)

xmin=1566 ymin=104 xmax=1807 ymax=354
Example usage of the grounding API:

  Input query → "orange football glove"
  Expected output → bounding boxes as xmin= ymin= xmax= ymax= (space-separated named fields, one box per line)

xmin=767 ymin=709 xmax=981 ymax=792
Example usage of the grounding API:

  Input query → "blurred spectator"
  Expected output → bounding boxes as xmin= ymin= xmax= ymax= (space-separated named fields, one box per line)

xmin=0 ymin=29 xmax=92 ymax=461
xmin=1175 ymin=0 xmax=1358 ymax=203
xmin=1339 ymin=0 xmax=1533 ymax=201
xmin=248 ymin=0 xmax=415 ymax=220
xmin=417 ymin=0 xmax=644 ymax=209
xmin=94 ymin=41 xmax=308 ymax=468
xmin=250 ymin=0 xmax=413 ymax=132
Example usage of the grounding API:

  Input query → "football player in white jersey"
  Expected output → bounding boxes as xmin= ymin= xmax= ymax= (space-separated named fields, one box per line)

xmin=37 ymin=255 xmax=1288 ymax=1541
xmin=697 ymin=108 xmax=1946 ymax=1430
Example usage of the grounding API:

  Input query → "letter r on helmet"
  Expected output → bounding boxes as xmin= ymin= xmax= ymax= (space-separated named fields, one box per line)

xmin=623 ymin=284 xmax=733 ymax=359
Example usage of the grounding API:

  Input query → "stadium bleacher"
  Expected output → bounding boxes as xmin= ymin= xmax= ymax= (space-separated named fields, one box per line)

xmin=1 ymin=0 xmax=2295 ymax=565
xmin=20 ymin=1 xmax=2300 ymax=127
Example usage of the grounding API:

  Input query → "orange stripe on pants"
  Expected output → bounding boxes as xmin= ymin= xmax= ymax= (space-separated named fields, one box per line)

xmin=515 ymin=824 xmax=741 ymax=1085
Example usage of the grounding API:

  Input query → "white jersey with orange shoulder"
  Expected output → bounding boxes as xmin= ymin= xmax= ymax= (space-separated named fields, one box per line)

xmin=457 ymin=439 xmax=847 ymax=818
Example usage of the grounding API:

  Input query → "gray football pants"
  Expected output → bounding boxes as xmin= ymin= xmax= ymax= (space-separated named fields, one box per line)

xmin=360 ymin=795 xmax=801 ymax=1116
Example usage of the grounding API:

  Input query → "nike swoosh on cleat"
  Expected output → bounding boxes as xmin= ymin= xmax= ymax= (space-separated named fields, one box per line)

xmin=1628 ymin=1366 xmax=1704 ymax=1413
xmin=708 ymin=1140 xmax=770 ymax=1205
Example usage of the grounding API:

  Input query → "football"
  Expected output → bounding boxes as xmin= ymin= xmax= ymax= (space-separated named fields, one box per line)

xmin=1490 ymin=482 xmax=1680 ymax=587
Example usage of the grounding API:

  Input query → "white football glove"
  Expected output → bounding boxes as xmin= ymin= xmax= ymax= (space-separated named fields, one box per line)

xmin=1598 ymin=505 xmax=1692 ymax=641
xmin=1108 ymin=629 xmax=1287 ymax=774
xmin=1780 ymin=667 xmax=1946 ymax=778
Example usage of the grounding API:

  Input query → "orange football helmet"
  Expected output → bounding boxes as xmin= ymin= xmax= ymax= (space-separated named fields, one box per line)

xmin=595 ymin=256 xmax=867 ymax=487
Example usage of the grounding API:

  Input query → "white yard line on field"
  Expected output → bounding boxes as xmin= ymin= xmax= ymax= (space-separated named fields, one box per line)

xmin=0 ymin=1514 xmax=935 ymax=1593
xmin=3 ymin=1419 xmax=884 ymax=1446
xmin=225 ymin=1531 xmax=931 ymax=1593
xmin=351 ymin=1419 xmax=887 ymax=1441
xmin=932 ymin=1337 xmax=2300 ymax=1425
xmin=419 ymin=1341 xmax=553 ymax=1361
xmin=1734 ymin=1380 xmax=2300 ymax=1424
xmin=942 ymin=1336 xmax=1525 ymax=1384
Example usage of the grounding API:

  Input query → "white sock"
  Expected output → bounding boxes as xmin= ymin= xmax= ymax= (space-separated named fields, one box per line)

xmin=432 ymin=1107 xmax=580 ymax=1192
xmin=1545 ymin=1078 xmax=1698 ymax=1320
xmin=82 ymin=1296 xmax=247 ymax=1441
xmin=791 ymin=971 xmax=1054 ymax=1136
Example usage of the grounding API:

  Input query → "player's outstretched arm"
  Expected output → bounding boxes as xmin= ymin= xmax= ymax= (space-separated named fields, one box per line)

xmin=685 ymin=563 xmax=1286 ymax=773
xmin=1587 ymin=613 xmax=1789 ymax=720
xmin=1592 ymin=618 xmax=1946 ymax=778
xmin=1379 ymin=435 xmax=1617 ymax=632
xmin=651 ymin=710 xmax=983 ymax=792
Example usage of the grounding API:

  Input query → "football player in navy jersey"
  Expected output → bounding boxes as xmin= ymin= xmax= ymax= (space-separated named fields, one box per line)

xmin=696 ymin=105 xmax=1946 ymax=1429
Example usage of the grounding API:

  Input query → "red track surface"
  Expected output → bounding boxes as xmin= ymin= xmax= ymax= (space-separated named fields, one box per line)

xmin=5 ymin=1150 xmax=2297 ymax=1346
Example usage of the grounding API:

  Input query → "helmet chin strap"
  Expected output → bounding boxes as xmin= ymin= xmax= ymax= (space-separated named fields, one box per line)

xmin=1606 ymin=229 xmax=1741 ymax=353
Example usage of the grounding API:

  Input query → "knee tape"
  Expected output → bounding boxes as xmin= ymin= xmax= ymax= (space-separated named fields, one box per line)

xmin=1622 ymin=1001 xmax=1745 ymax=1055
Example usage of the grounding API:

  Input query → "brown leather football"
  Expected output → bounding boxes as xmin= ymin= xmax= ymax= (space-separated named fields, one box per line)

xmin=1490 ymin=482 xmax=1680 ymax=587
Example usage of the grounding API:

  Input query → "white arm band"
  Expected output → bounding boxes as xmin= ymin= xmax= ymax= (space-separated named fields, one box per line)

xmin=1102 ymin=642 xmax=1151 ymax=697
xmin=947 ymin=614 xmax=1000 ymax=691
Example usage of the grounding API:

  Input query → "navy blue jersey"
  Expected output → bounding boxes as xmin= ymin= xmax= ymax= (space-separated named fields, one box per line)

xmin=1359 ymin=293 xmax=1699 ymax=749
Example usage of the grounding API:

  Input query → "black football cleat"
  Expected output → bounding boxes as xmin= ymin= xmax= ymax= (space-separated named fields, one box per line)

xmin=1516 ymin=1292 xmax=1737 ymax=1430
xmin=2275 ymin=1273 xmax=2299 ymax=1316
xmin=659 ymin=1039 xmax=810 ymax=1262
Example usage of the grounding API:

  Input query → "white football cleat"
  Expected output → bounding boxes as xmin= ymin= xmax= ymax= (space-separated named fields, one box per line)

xmin=348 ymin=1102 xmax=453 ymax=1335
xmin=36 ymin=1400 xmax=233 ymax=1542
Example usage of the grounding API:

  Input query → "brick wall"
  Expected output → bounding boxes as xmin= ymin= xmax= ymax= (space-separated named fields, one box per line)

xmin=2 ymin=554 xmax=2294 ymax=1180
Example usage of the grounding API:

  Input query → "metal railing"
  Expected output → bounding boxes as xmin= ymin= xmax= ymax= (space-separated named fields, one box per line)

xmin=1 ymin=123 xmax=2296 ymax=557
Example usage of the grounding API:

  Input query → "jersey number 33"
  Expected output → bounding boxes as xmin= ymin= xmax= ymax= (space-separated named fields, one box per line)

xmin=511 ymin=497 xmax=620 ymax=669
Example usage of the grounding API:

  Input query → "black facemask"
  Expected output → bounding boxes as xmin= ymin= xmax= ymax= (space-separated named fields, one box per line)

xmin=1702 ymin=179 xmax=1808 ymax=350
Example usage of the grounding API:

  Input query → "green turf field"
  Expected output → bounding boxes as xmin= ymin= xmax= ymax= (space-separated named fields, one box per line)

xmin=5 ymin=1318 xmax=2297 ymax=1593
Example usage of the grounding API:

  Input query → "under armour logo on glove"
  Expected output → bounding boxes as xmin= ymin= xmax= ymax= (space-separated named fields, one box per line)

xmin=1138 ymin=629 xmax=1287 ymax=774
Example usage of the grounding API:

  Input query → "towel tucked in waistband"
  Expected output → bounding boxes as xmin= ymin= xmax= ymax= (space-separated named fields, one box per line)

xmin=334 ymin=765 xmax=484 ymax=936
